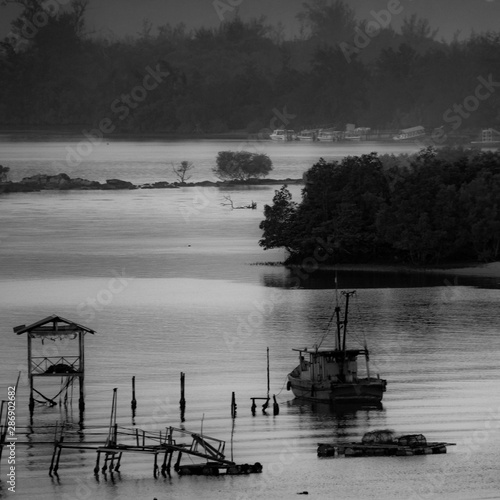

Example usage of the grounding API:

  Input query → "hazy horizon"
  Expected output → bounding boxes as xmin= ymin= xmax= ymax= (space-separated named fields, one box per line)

xmin=1 ymin=0 xmax=500 ymax=42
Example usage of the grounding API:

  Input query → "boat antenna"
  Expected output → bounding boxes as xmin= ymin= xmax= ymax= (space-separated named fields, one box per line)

xmin=319 ymin=271 xmax=341 ymax=349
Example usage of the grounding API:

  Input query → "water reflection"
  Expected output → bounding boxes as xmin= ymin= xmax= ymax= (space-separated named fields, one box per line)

xmin=262 ymin=267 xmax=500 ymax=289
xmin=286 ymin=398 xmax=386 ymax=440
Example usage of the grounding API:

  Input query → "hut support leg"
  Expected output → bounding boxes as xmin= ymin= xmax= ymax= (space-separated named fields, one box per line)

xmin=166 ymin=450 xmax=173 ymax=476
xmin=161 ymin=450 xmax=169 ymax=477
xmin=94 ymin=451 xmax=101 ymax=475
xmin=102 ymin=453 xmax=108 ymax=473
xmin=79 ymin=375 xmax=85 ymax=412
xmin=53 ymin=445 xmax=63 ymax=474
xmin=114 ymin=452 xmax=122 ymax=472
xmin=49 ymin=444 xmax=58 ymax=476
xmin=174 ymin=452 xmax=183 ymax=473
xmin=153 ymin=453 xmax=158 ymax=478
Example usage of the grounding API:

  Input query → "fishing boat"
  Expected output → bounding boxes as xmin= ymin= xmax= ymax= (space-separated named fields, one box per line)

xmin=269 ymin=129 xmax=296 ymax=141
xmin=393 ymin=125 xmax=425 ymax=141
xmin=296 ymin=129 xmax=318 ymax=141
xmin=317 ymin=128 xmax=342 ymax=142
xmin=286 ymin=290 xmax=387 ymax=404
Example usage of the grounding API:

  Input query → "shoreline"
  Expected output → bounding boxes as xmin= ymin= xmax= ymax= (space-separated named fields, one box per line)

xmin=0 ymin=172 xmax=304 ymax=194
xmin=273 ymin=261 xmax=500 ymax=281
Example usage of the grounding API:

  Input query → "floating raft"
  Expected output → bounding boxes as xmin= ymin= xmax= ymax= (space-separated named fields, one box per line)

xmin=176 ymin=461 xmax=262 ymax=476
xmin=318 ymin=431 xmax=455 ymax=458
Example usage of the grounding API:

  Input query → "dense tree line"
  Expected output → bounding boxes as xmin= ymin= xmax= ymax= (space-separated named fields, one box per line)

xmin=259 ymin=148 xmax=500 ymax=265
xmin=0 ymin=0 xmax=499 ymax=135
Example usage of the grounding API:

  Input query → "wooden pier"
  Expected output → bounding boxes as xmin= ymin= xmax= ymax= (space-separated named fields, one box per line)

xmin=49 ymin=389 xmax=262 ymax=477
xmin=49 ymin=424 xmax=262 ymax=477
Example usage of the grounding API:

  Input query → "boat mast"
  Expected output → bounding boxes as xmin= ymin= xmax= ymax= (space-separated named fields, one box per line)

xmin=341 ymin=291 xmax=355 ymax=352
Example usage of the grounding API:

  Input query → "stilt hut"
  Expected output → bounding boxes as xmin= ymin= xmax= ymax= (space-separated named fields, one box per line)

xmin=14 ymin=315 xmax=95 ymax=414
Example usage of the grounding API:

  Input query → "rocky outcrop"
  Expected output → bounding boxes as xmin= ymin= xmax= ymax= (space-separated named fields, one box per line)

xmin=1 ymin=173 xmax=136 ymax=193
xmin=103 ymin=179 xmax=136 ymax=190
xmin=0 ymin=173 xmax=303 ymax=194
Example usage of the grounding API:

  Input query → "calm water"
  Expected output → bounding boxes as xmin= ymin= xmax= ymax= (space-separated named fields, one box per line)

xmin=0 ymin=139 xmax=499 ymax=500
xmin=0 ymin=135 xmax=422 ymax=183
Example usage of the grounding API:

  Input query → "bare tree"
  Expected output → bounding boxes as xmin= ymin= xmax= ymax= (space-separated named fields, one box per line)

xmin=172 ymin=161 xmax=194 ymax=183
xmin=221 ymin=195 xmax=257 ymax=210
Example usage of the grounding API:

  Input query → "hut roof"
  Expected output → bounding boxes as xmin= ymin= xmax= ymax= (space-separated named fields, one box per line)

xmin=14 ymin=315 xmax=95 ymax=335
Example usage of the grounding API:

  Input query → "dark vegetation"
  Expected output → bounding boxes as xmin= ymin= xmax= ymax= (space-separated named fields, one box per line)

xmin=259 ymin=148 xmax=500 ymax=265
xmin=213 ymin=151 xmax=272 ymax=181
xmin=0 ymin=0 xmax=499 ymax=136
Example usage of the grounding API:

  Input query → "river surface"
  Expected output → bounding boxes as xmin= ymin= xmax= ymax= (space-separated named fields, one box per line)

xmin=0 ymin=138 xmax=499 ymax=500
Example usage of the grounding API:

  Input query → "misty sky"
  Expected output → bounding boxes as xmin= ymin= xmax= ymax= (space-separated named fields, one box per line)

xmin=1 ymin=0 xmax=499 ymax=41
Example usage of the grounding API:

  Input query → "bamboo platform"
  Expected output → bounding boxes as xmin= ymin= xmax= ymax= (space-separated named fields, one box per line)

xmin=49 ymin=425 xmax=262 ymax=477
xmin=318 ymin=432 xmax=455 ymax=458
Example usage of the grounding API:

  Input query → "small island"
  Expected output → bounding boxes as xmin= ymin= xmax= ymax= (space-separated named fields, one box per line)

xmin=259 ymin=147 xmax=500 ymax=266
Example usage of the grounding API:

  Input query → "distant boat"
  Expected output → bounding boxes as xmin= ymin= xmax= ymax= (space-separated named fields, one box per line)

xmin=471 ymin=128 xmax=500 ymax=147
xmin=296 ymin=129 xmax=318 ymax=141
xmin=344 ymin=133 xmax=361 ymax=141
xmin=393 ymin=126 xmax=425 ymax=141
xmin=317 ymin=129 xmax=342 ymax=142
xmin=287 ymin=290 xmax=387 ymax=404
xmin=269 ymin=129 xmax=296 ymax=141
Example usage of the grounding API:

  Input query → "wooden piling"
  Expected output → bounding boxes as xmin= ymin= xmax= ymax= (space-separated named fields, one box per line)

xmin=273 ymin=395 xmax=279 ymax=415
xmin=266 ymin=347 xmax=270 ymax=400
xmin=180 ymin=372 xmax=186 ymax=421
xmin=231 ymin=392 xmax=237 ymax=418
xmin=94 ymin=451 xmax=101 ymax=475
xmin=131 ymin=376 xmax=137 ymax=410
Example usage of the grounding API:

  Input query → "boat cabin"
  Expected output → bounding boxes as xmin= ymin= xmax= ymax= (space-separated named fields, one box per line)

xmin=269 ymin=129 xmax=296 ymax=141
xmin=393 ymin=125 xmax=425 ymax=141
xmin=291 ymin=347 xmax=364 ymax=383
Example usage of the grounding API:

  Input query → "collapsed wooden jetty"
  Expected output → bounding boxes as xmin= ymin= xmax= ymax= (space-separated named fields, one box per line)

xmin=318 ymin=430 xmax=455 ymax=458
xmin=49 ymin=389 xmax=262 ymax=477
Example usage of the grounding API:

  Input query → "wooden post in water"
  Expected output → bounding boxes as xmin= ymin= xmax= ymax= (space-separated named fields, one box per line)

xmin=131 ymin=376 xmax=137 ymax=410
xmin=231 ymin=392 xmax=237 ymax=418
xmin=78 ymin=329 xmax=85 ymax=413
xmin=273 ymin=395 xmax=279 ymax=415
xmin=180 ymin=372 xmax=186 ymax=421
xmin=266 ymin=347 xmax=270 ymax=400
xmin=262 ymin=347 xmax=270 ymax=412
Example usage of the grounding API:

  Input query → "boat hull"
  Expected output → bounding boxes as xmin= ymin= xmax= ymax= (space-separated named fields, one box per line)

xmin=287 ymin=375 xmax=386 ymax=404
